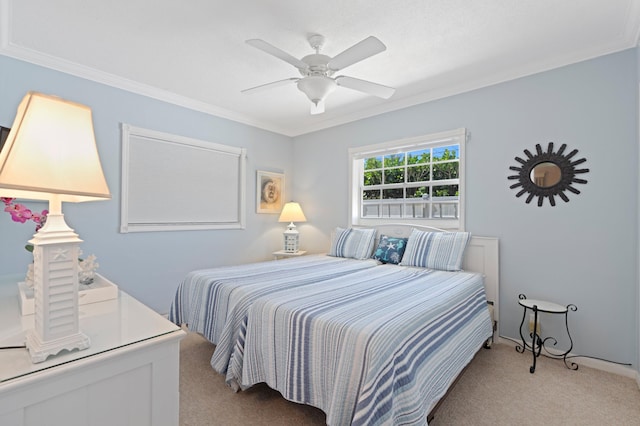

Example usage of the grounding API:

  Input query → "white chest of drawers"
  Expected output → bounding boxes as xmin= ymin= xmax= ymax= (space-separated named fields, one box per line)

xmin=0 ymin=274 xmax=185 ymax=426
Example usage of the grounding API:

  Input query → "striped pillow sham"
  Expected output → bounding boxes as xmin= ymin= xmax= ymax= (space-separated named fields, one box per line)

xmin=328 ymin=227 xmax=377 ymax=260
xmin=400 ymin=229 xmax=471 ymax=271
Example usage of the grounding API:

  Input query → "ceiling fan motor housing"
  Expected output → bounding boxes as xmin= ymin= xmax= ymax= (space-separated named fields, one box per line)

xmin=300 ymin=54 xmax=333 ymax=77
xmin=297 ymin=47 xmax=337 ymax=104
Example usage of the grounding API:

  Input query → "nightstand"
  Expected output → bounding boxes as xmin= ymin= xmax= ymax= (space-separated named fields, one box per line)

xmin=515 ymin=294 xmax=578 ymax=373
xmin=273 ymin=250 xmax=307 ymax=260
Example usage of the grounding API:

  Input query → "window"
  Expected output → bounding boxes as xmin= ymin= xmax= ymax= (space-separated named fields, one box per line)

xmin=349 ymin=128 xmax=466 ymax=230
xmin=120 ymin=124 xmax=246 ymax=233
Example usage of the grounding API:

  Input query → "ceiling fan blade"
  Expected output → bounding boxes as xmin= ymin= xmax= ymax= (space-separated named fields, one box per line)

xmin=335 ymin=76 xmax=395 ymax=99
xmin=241 ymin=78 xmax=299 ymax=95
xmin=328 ymin=36 xmax=386 ymax=72
xmin=310 ymin=99 xmax=325 ymax=115
xmin=246 ymin=39 xmax=309 ymax=70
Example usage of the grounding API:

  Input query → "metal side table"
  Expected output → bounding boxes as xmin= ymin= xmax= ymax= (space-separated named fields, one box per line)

xmin=515 ymin=294 xmax=578 ymax=373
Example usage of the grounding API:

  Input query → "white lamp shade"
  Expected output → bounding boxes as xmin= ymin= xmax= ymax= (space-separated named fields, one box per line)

xmin=0 ymin=92 xmax=111 ymax=203
xmin=278 ymin=202 xmax=307 ymax=223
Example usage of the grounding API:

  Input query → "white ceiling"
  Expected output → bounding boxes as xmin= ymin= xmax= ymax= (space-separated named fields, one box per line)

xmin=1 ymin=0 xmax=639 ymax=136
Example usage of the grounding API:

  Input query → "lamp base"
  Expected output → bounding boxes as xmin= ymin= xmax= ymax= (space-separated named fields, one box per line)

xmin=26 ymin=210 xmax=90 ymax=363
xmin=283 ymin=222 xmax=300 ymax=253
xmin=26 ymin=329 xmax=90 ymax=364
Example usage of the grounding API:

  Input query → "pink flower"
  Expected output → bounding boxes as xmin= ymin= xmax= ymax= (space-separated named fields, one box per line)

xmin=5 ymin=203 xmax=31 ymax=223
xmin=2 ymin=200 xmax=47 ymax=228
xmin=32 ymin=210 xmax=48 ymax=231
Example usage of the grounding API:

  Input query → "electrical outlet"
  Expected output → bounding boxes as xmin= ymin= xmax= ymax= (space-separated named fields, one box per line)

xmin=528 ymin=313 xmax=541 ymax=334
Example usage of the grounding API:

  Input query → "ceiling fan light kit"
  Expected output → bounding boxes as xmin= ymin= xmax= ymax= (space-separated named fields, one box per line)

xmin=297 ymin=76 xmax=336 ymax=113
xmin=243 ymin=34 xmax=395 ymax=114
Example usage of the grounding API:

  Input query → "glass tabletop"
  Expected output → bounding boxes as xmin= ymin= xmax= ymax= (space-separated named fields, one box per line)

xmin=0 ymin=273 xmax=182 ymax=383
xmin=518 ymin=297 xmax=568 ymax=313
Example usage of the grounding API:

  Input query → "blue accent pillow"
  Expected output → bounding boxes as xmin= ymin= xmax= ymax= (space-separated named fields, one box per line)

xmin=400 ymin=229 xmax=471 ymax=271
xmin=372 ymin=235 xmax=408 ymax=264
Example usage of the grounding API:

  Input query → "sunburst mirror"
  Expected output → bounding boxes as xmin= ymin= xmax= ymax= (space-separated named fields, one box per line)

xmin=508 ymin=142 xmax=589 ymax=207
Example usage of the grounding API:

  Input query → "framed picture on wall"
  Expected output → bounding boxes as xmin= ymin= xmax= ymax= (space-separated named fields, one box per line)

xmin=256 ymin=170 xmax=284 ymax=214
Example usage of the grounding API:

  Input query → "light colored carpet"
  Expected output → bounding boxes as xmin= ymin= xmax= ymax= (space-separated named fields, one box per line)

xmin=179 ymin=332 xmax=640 ymax=425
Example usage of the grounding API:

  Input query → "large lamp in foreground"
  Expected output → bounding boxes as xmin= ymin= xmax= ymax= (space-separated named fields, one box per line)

xmin=278 ymin=202 xmax=306 ymax=253
xmin=0 ymin=92 xmax=111 ymax=363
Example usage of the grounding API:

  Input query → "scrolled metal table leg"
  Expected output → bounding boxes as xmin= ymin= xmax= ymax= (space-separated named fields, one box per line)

xmin=516 ymin=294 xmax=528 ymax=354
xmin=529 ymin=305 xmax=539 ymax=373
xmin=562 ymin=304 xmax=579 ymax=370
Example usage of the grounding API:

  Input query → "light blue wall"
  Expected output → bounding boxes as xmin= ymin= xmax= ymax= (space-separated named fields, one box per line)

xmin=0 ymin=55 xmax=294 ymax=313
xmin=1 ymin=48 xmax=638 ymax=367
xmin=293 ymin=49 xmax=639 ymax=367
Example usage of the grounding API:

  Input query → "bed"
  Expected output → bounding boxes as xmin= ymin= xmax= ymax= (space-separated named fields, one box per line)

xmin=169 ymin=224 xmax=499 ymax=425
xmin=169 ymin=253 xmax=380 ymax=368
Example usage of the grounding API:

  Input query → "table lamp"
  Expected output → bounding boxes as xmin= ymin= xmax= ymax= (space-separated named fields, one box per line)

xmin=278 ymin=202 xmax=306 ymax=253
xmin=0 ymin=92 xmax=111 ymax=363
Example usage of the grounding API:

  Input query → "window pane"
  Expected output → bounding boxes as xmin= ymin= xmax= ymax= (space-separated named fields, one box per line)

xmin=362 ymin=203 xmax=379 ymax=217
xmin=407 ymin=164 xmax=430 ymax=182
xmin=433 ymin=145 xmax=459 ymax=161
xmin=363 ymin=189 xmax=381 ymax=200
xmin=383 ymin=203 xmax=403 ymax=218
xmin=384 ymin=167 xmax=404 ymax=184
xmin=382 ymin=188 xmax=403 ymax=199
xmin=406 ymin=202 xmax=427 ymax=218
xmin=432 ymin=185 xmax=459 ymax=197
xmin=431 ymin=203 xmax=458 ymax=219
xmin=364 ymin=157 xmax=382 ymax=170
xmin=364 ymin=170 xmax=382 ymax=186
xmin=406 ymin=186 xmax=429 ymax=198
xmin=433 ymin=162 xmax=459 ymax=180
xmin=407 ymin=149 xmax=430 ymax=164
xmin=384 ymin=153 xmax=405 ymax=167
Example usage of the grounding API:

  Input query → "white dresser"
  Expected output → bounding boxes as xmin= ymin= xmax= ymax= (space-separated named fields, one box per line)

xmin=0 ymin=274 xmax=185 ymax=426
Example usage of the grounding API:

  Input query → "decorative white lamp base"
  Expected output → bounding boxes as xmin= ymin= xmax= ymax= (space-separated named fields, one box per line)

xmin=26 ymin=212 xmax=91 ymax=363
xmin=26 ymin=329 xmax=90 ymax=364
xmin=283 ymin=222 xmax=300 ymax=253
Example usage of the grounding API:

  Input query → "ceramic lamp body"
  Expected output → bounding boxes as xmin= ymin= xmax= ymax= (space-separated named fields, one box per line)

xmin=26 ymin=214 xmax=90 ymax=363
xmin=283 ymin=223 xmax=300 ymax=253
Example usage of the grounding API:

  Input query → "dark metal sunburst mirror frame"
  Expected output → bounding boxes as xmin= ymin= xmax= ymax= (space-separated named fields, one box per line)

xmin=508 ymin=142 xmax=589 ymax=207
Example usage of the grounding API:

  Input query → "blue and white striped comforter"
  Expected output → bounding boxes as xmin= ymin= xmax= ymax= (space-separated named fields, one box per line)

xmin=228 ymin=264 xmax=492 ymax=426
xmin=169 ymin=254 xmax=379 ymax=372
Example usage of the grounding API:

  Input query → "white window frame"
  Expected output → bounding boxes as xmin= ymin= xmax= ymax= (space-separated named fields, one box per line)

xmin=120 ymin=124 xmax=246 ymax=233
xmin=348 ymin=128 xmax=466 ymax=231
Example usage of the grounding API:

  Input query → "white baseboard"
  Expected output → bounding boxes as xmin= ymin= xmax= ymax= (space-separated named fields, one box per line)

xmin=496 ymin=336 xmax=637 ymax=380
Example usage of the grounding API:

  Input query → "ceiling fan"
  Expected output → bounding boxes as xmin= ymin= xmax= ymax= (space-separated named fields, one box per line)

xmin=241 ymin=34 xmax=395 ymax=115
